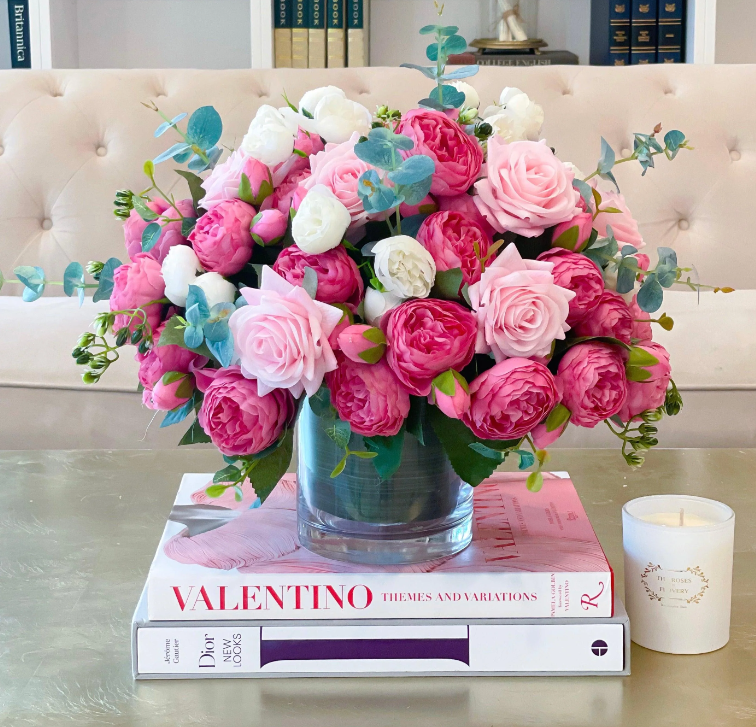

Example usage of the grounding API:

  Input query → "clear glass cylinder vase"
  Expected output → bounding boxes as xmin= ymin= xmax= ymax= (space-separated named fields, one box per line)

xmin=297 ymin=400 xmax=473 ymax=565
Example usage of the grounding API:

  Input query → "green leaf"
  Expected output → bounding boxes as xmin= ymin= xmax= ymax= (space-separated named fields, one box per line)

xmin=616 ymin=262 xmax=636 ymax=295
xmin=395 ymin=175 xmax=432 ymax=206
xmin=351 ymin=450 xmax=378 ymax=459
xmin=429 ymin=84 xmax=466 ymax=110
xmin=141 ymin=222 xmax=162 ymax=252
xmin=186 ymin=106 xmax=223 ymax=150
xmin=440 ymin=65 xmax=479 ymax=81
xmin=364 ymin=429 xmax=405 ymax=480
xmin=324 ymin=418 xmax=351 ymax=449
xmin=154 ymin=142 xmax=191 ymax=165
xmin=181 ymin=217 xmax=197 ymax=237
xmin=175 ymin=169 xmax=206 ymax=213
xmin=545 ymin=402 xmax=571 ymax=433
xmin=515 ymin=450 xmax=535 ymax=470
xmin=468 ymin=442 xmax=507 ymax=461
xmin=331 ymin=453 xmax=348 ymax=478
xmin=239 ymin=172 xmax=255 ymax=204
xmin=419 ymin=24 xmax=439 ymax=34
xmin=526 ymin=471 xmax=544 ymax=492
xmin=406 ymin=396 xmax=427 ymax=445
xmin=309 ymin=386 xmax=336 ymax=419
xmin=162 ymin=370 xmax=186 ymax=385
xmin=63 ymin=261 xmax=84 ymax=297
xmin=159 ymin=315 xmax=215 ymax=359
xmin=357 ymin=346 xmax=385 ymax=364
xmin=432 ymin=369 xmax=458 ymax=397
xmin=573 ymin=179 xmax=593 ymax=208
xmin=626 ymin=366 xmax=653 ymax=382
xmin=213 ymin=464 xmax=241 ymax=483
xmin=431 ymin=268 xmax=463 ymax=300
xmin=399 ymin=62 xmax=438 ymax=80
xmin=249 ymin=428 xmax=294 ymax=502
xmin=362 ymin=327 xmax=386 ymax=345
xmin=253 ymin=178 xmax=274 ymax=207
xmin=143 ymin=159 xmax=155 ymax=178
xmin=132 ymin=196 xmax=158 ymax=221
xmin=205 ymin=484 xmax=228 ymax=498
xmin=552 ymin=225 xmax=579 ymax=251
xmin=598 ymin=137 xmax=616 ymax=175
xmin=175 ymin=377 xmax=194 ymax=400
xmin=637 ymin=274 xmax=664 ymax=313
xmin=628 ymin=347 xmax=660 ymax=368
xmin=178 ymin=417 xmax=212 ymax=445
xmin=15 ymin=265 xmax=46 ymax=302
xmin=442 ymin=34 xmax=467 ymax=54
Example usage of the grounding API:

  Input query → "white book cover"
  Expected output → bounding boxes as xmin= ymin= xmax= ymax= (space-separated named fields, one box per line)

xmin=146 ymin=471 xmax=613 ymax=621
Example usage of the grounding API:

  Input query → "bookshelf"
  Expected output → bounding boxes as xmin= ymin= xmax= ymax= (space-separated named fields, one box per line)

xmin=23 ymin=0 xmax=715 ymax=69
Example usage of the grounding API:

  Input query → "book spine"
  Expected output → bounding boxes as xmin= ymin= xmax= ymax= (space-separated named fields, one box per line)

xmin=473 ymin=51 xmax=579 ymax=67
xmin=148 ymin=571 xmax=613 ymax=621
xmin=291 ymin=0 xmax=309 ymax=68
xmin=7 ymin=0 xmax=31 ymax=69
xmin=135 ymin=621 xmax=625 ymax=677
xmin=308 ymin=0 xmax=326 ymax=68
xmin=273 ymin=0 xmax=293 ymax=68
xmin=657 ymin=0 xmax=684 ymax=63
xmin=346 ymin=0 xmax=368 ymax=67
xmin=631 ymin=0 xmax=658 ymax=65
xmin=327 ymin=0 xmax=346 ymax=68
xmin=589 ymin=0 xmax=629 ymax=66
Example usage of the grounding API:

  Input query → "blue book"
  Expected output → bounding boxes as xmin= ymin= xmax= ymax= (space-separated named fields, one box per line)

xmin=590 ymin=1 xmax=631 ymax=66
xmin=658 ymin=0 xmax=685 ymax=63
xmin=631 ymin=0 xmax=658 ymax=65
xmin=6 ymin=0 xmax=30 ymax=69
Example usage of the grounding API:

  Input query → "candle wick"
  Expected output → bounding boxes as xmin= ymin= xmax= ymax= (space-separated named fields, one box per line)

xmin=680 ymin=508 xmax=685 ymax=527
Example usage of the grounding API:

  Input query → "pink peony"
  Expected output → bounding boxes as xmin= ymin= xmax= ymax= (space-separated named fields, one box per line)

xmin=271 ymin=128 xmax=325 ymax=186
xmin=537 ymin=248 xmax=604 ymax=325
xmin=265 ymin=169 xmax=311 ymax=215
xmin=474 ymin=137 xmax=581 ymax=237
xmin=574 ymin=290 xmax=634 ymax=344
xmin=551 ymin=211 xmax=594 ymax=252
xmin=136 ymin=322 xmax=208 ymax=389
xmin=189 ymin=199 xmax=256 ymax=276
xmin=326 ymin=355 xmax=410 ymax=437
xmin=301 ymin=132 xmax=376 ymax=228
xmin=229 ymin=266 xmax=343 ymax=397
xmin=438 ymin=193 xmax=496 ymax=238
xmin=123 ymin=198 xmax=195 ymax=264
xmin=594 ymin=191 xmax=645 ymax=250
xmin=429 ymin=370 xmax=471 ymax=420
xmin=628 ymin=294 xmax=652 ymax=342
xmin=383 ymin=299 xmax=477 ymax=396
xmin=251 ymin=209 xmax=288 ymax=245
xmin=416 ymin=210 xmax=491 ymax=286
xmin=617 ymin=342 xmax=671 ymax=422
xmin=556 ymin=342 xmax=628 ymax=427
xmin=463 ymin=358 xmax=560 ymax=440
xmin=397 ymin=109 xmax=483 ymax=197
xmin=200 ymin=149 xmax=272 ymax=210
xmin=468 ymin=244 xmax=575 ymax=361
xmin=337 ymin=324 xmax=386 ymax=364
xmin=196 ymin=366 xmax=296 ymax=456
xmin=110 ymin=252 xmax=166 ymax=334
xmin=272 ymin=244 xmax=364 ymax=312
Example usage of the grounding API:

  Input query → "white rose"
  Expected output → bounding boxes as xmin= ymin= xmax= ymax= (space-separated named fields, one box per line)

xmin=564 ymin=162 xmax=587 ymax=181
xmin=373 ymin=235 xmax=436 ymax=299
xmin=193 ymin=272 xmax=237 ymax=310
xmin=241 ymin=105 xmax=298 ymax=167
xmin=484 ymin=88 xmax=544 ymax=142
xmin=312 ymin=94 xmax=372 ymax=144
xmin=162 ymin=245 xmax=202 ymax=307
xmin=292 ymin=184 xmax=351 ymax=254
xmin=451 ymin=81 xmax=480 ymax=109
xmin=299 ymin=85 xmax=345 ymax=115
xmin=363 ymin=287 xmax=404 ymax=326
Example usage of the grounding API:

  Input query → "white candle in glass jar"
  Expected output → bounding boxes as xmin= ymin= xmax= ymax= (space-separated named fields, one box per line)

xmin=623 ymin=495 xmax=735 ymax=654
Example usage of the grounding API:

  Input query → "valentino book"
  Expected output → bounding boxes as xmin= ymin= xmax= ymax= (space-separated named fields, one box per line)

xmin=144 ymin=471 xmax=614 ymax=621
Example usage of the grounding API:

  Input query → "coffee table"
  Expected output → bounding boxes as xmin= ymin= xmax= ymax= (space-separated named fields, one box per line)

xmin=1 ymin=449 xmax=754 ymax=726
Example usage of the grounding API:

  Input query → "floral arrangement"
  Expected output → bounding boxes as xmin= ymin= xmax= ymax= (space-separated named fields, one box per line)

xmin=6 ymin=17 xmax=731 ymax=502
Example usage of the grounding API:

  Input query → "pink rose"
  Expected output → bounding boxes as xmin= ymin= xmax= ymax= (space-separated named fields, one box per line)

xmin=429 ymin=370 xmax=471 ymax=420
xmin=337 ymin=324 xmax=386 ymax=364
xmin=463 ymin=358 xmax=560 ymax=440
xmin=271 ymin=128 xmax=325 ymax=186
xmin=474 ymin=137 xmax=581 ymax=237
xmin=617 ymin=342 xmax=671 ymax=422
xmin=123 ymin=198 xmax=195 ymax=264
xmin=468 ymin=244 xmax=575 ymax=361
xmin=551 ymin=211 xmax=594 ymax=252
xmin=537 ymin=248 xmax=604 ymax=325
xmin=200 ymin=149 xmax=272 ymax=210
xmin=556 ymin=342 xmax=628 ymax=427
xmin=416 ymin=210 xmax=491 ymax=286
xmin=628 ymin=294 xmax=652 ymax=342
xmin=574 ymin=290 xmax=634 ymax=344
xmin=110 ymin=252 xmax=166 ymax=334
xmin=383 ymin=299 xmax=477 ymax=396
xmin=272 ymin=243 xmax=364 ymax=312
xmin=146 ymin=374 xmax=194 ymax=412
xmin=397 ymin=109 xmax=483 ymax=197
xmin=438 ymin=193 xmax=496 ymax=238
xmin=251 ymin=209 xmax=288 ymax=245
xmin=301 ymin=132 xmax=376 ymax=228
xmin=196 ymin=366 xmax=296 ymax=456
xmin=326 ymin=355 xmax=410 ymax=437
xmin=189 ymin=199 xmax=256 ymax=276
xmin=229 ymin=266 xmax=343 ymax=397
xmin=265 ymin=169 xmax=311 ymax=215
xmin=136 ymin=322 xmax=208 ymax=389
xmin=594 ymin=191 xmax=645 ymax=250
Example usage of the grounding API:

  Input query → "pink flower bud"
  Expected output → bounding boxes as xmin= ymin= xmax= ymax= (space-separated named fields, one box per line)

xmin=146 ymin=374 xmax=193 ymax=411
xmin=551 ymin=212 xmax=594 ymax=252
xmin=428 ymin=370 xmax=471 ymax=420
xmin=251 ymin=208 xmax=288 ymax=245
xmin=337 ymin=324 xmax=386 ymax=364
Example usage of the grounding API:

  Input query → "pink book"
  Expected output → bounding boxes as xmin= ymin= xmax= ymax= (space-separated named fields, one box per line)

xmin=146 ymin=471 xmax=613 ymax=621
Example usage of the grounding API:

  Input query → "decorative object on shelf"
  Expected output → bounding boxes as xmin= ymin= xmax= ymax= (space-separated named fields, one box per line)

xmin=5 ymin=6 xmax=730 ymax=565
xmin=623 ymin=495 xmax=735 ymax=653
xmin=472 ymin=0 xmax=547 ymax=55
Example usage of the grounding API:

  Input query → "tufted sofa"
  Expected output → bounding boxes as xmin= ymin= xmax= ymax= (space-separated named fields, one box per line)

xmin=0 ymin=65 xmax=754 ymax=450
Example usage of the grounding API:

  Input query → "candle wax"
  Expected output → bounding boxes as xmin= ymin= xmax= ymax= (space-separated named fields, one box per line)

xmin=638 ymin=511 xmax=715 ymax=527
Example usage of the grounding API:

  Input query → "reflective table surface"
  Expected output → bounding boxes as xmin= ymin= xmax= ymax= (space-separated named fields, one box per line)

xmin=1 ymin=449 xmax=754 ymax=726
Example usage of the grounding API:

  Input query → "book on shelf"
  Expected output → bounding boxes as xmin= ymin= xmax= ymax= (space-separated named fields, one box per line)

xmin=327 ymin=0 xmax=346 ymax=68
xmin=291 ymin=0 xmax=309 ymax=68
xmin=346 ymin=0 xmax=368 ymax=67
xmin=308 ymin=0 xmax=327 ymax=68
xmin=144 ymin=471 xmax=613 ymax=622
xmin=631 ymin=0 xmax=658 ymax=65
xmin=6 ymin=0 xmax=30 ymax=69
xmin=451 ymin=50 xmax=579 ymax=67
xmin=273 ymin=0 xmax=293 ymax=68
xmin=590 ymin=0 xmax=631 ymax=66
xmin=132 ymin=589 xmax=629 ymax=678
xmin=657 ymin=0 xmax=685 ymax=63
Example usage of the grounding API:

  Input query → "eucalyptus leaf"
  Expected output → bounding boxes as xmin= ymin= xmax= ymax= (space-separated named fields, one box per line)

xmin=302 ymin=266 xmax=318 ymax=299
xmin=132 ymin=196 xmax=158 ymax=221
xmin=399 ymin=62 xmax=438 ymax=80
xmin=141 ymin=222 xmax=162 ymax=252
xmin=154 ymin=142 xmax=191 ymax=165
xmin=430 ymin=84 xmax=465 ymax=109
xmin=637 ymin=274 xmax=664 ymax=313
xmin=388 ymin=154 xmax=435 ymax=186
xmin=206 ymin=334 xmax=234 ymax=368
xmin=516 ymin=450 xmax=536 ymax=470
xmin=616 ymin=263 xmax=637 ymax=295
xmin=187 ymin=106 xmax=223 ymax=150
xmin=185 ymin=285 xmax=210 ymax=324
xmin=598 ymin=137 xmax=616 ymax=174
xmin=160 ymin=395 xmax=195 ymax=428
xmin=183 ymin=324 xmax=204 ymax=349
xmin=468 ymin=442 xmax=507 ymax=461
xmin=63 ymin=261 xmax=84 ymax=297
xmin=440 ymin=65 xmax=479 ymax=81
xmin=573 ymin=179 xmax=593 ymax=207
xmin=395 ymin=176 xmax=432 ymax=206
xmin=92 ymin=257 xmax=122 ymax=303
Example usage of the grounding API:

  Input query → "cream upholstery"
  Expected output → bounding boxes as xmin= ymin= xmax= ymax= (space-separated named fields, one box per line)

xmin=0 ymin=65 xmax=753 ymax=449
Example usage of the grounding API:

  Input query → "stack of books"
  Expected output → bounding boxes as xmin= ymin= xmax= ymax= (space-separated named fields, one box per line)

xmin=274 ymin=0 xmax=368 ymax=69
xmin=590 ymin=0 xmax=686 ymax=66
xmin=132 ymin=471 xmax=630 ymax=678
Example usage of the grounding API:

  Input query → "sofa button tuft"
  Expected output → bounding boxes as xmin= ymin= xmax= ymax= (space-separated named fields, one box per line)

xmin=96 ymin=146 xmax=107 ymax=157
xmin=730 ymin=149 xmax=741 ymax=162
xmin=0 ymin=145 xmax=4 ymax=156
xmin=678 ymin=219 xmax=690 ymax=231
xmin=41 ymin=218 xmax=52 ymax=231
xmin=621 ymin=148 xmax=632 ymax=157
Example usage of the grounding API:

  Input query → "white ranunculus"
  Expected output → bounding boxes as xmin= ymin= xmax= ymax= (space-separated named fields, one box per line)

xmin=241 ymin=105 xmax=298 ymax=167
xmin=498 ymin=86 xmax=526 ymax=106
xmin=162 ymin=245 xmax=202 ymax=307
xmin=363 ymin=286 xmax=404 ymax=326
xmin=300 ymin=85 xmax=345 ymax=115
xmin=373 ymin=235 xmax=436 ymax=299
xmin=484 ymin=87 xmax=544 ymax=142
xmin=312 ymin=94 xmax=372 ymax=144
xmin=193 ymin=272 xmax=237 ymax=310
xmin=292 ymin=184 xmax=352 ymax=254
xmin=564 ymin=161 xmax=587 ymax=181
xmin=451 ymin=81 xmax=480 ymax=109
